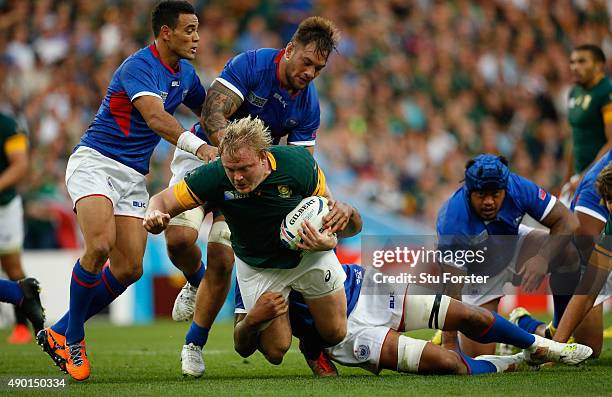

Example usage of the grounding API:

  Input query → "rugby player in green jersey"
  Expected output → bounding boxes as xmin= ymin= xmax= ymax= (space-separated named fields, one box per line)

xmin=144 ymin=116 xmax=362 ymax=368
xmin=561 ymin=44 xmax=612 ymax=204
xmin=0 ymin=111 xmax=39 ymax=343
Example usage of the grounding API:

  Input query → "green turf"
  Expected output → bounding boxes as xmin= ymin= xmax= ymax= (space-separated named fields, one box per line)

xmin=0 ymin=316 xmax=610 ymax=396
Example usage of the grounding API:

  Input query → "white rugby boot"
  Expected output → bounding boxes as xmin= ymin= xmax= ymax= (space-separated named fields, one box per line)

xmin=181 ymin=343 xmax=205 ymax=377
xmin=172 ymin=282 xmax=197 ymax=322
xmin=524 ymin=334 xmax=592 ymax=365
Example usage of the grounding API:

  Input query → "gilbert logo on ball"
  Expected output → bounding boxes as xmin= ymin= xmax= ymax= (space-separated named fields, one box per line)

xmin=280 ymin=196 xmax=329 ymax=250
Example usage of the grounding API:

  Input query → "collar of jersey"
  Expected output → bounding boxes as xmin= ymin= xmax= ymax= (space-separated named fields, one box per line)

xmin=274 ymin=48 xmax=302 ymax=99
xmin=149 ymin=43 xmax=180 ymax=75
xmin=266 ymin=152 xmax=277 ymax=171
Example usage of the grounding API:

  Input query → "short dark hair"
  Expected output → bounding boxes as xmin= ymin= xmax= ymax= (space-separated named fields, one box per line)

xmin=152 ymin=1 xmax=196 ymax=37
xmin=574 ymin=44 xmax=606 ymax=64
xmin=291 ymin=16 xmax=340 ymax=59
xmin=596 ymin=163 xmax=612 ymax=199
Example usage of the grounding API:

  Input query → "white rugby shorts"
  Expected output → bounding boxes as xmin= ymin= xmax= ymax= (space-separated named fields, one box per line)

xmin=65 ymin=146 xmax=149 ymax=218
xmin=235 ymin=250 xmax=347 ymax=312
xmin=0 ymin=196 xmax=23 ymax=253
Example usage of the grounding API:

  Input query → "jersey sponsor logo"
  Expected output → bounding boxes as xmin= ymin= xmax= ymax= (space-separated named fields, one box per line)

xmin=389 ymin=292 xmax=395 ymax=309
xmin=538 ymin=188 xmax=547 ymax=200
xmin=132 ymin=200 xmax=146 ymax=208
xmin=273 ymin=93 xmax=287 ymax=108
xmin=247 ymin=91 xmax=268 ymax=108
xmin=354 ymin=344 xmax=370 ymax=361
xmin=171 ymin=81 xmax=180 ymax=87
xmin=277 ymin=185 xmax=292 ymax=198
xmin=224 ymin=190 xmax=250 ymax=200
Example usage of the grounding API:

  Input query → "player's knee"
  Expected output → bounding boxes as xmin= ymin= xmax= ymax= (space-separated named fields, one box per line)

xmin=437 ymin=352 xmax=465 ymax=374
xmin=263 ymin=344 xmax=290 ymax=365
xmin=165 ymin=230 xmax=197 ymax=255
xmin=84 ymin=240 xmax=112 ymax=267
xmin=319 ymin=322 xmax=347 ymax=346
xmin=112 ymin=265 xmax=143 ymax=285
xmin=207 ymin=245 xmax=234 ymax=275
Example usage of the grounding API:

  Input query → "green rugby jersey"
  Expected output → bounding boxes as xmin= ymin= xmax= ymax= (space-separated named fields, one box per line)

xmin=568 ymin=76 xmax=612 ymax=174
xmin=0 ymin=112 xmax=27 ymax=205
xmin=174 ymin=145 xmax=326 ymax=269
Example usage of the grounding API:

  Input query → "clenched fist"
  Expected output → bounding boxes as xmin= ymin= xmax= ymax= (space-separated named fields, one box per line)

xmin=143 ymin=209 xmax=171 ymax=234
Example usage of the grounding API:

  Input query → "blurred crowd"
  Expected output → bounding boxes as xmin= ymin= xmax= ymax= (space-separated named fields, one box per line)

xmin=0 ymin=0 xmax=610 ymax=248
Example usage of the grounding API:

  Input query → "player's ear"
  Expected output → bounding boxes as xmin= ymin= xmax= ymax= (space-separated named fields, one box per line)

xmin=285 ymin=42 xmax=294 ymax=60
xmin=159 ymin=24 xmax=171 ymax=40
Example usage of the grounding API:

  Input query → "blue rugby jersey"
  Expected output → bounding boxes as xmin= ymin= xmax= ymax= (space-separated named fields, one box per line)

xmin=436 ymin=173 xmax=556 ymax=275
xmin=571 ymin=150 xmax=611 ymax=223
xmin=216 ymin=48 xmax=320 ymax=146
xmin=78 ymin=44 xmax=205 ymax=175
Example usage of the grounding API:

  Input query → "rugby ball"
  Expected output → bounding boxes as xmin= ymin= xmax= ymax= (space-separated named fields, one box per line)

xmin=280 ymin=196 xmax=330 ymax=250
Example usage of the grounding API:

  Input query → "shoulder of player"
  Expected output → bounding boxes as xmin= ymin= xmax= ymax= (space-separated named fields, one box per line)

xmin=0 ymin=113 xmax=18 ymax=136
xmin=118 ymin=49 xmax=158 ymax=73
xmin=269 ymin=146 xmax=315 ymax=175
xmin=437 ymin=189 xmax=470 ymax=233
xmin=234 ymin=48 xmax=279 ymax=74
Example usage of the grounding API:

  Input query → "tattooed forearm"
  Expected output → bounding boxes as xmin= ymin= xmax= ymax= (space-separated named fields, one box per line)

xmin=202 ymin=81 xmax=243 ymax=146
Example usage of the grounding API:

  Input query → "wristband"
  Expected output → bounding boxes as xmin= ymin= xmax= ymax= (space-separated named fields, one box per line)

xmin=177 ymin=130 xmax=207 ymax=155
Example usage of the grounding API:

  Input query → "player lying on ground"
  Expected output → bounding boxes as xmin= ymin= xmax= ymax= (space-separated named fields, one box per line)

xmin=0 ymin=277 xmax=45 ymax=336
xmin=511 ymin=160 xmax=611 ymax=356
xmin=234 ymin=263 xmax=593 ymax=376
xmin=144 ymin=116 xmax=362 ymax=377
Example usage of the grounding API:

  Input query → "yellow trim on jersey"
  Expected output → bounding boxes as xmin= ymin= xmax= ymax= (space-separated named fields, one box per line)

xmin=312 ymin=165 xmax=326 ymax=196
xmin=603 ymin=103 xmax=612 ymax=124
xmin=4 ymin=134 xmax=28 ymax=155
xmin=266 ymin=152 xmax=277 ymax=171
xmin=589 ymin=244 xmax=611 ymax=271
xmin=173 ymin=180 xmax=203 ymax=209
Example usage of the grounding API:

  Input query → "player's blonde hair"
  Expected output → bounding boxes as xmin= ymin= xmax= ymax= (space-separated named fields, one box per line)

xmin=596 ymin=163 xmax=612 ymax=199
xmin=218 ymin=116 xmax=272 ymax=158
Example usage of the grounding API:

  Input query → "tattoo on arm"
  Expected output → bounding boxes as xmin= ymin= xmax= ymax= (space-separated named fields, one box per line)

xmin=202 ymin=82 xmax=243 ymax=144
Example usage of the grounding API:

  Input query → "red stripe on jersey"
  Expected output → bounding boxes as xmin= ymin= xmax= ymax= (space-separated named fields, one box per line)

xmin=109 ymin=91 xmax=132 ymax=137
xmin=274 ymin=48 xmax=285 ymax=83
xmin=149 ymin=43 xmax=178 ymax=74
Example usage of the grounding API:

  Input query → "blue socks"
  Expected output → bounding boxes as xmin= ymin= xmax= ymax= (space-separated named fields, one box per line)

xmin=184 ymin=262 xmax=205 ymax=288
xmin=0 ymin=279 xmax=23 ymax=305
xmin=552 ymin=295 xmax=572 ymax=328
xmin=52 ymin=264 xmax=127 ymax=336
xmin=471 ymin=312 xmax=535 ymax=349
xmin=185 ymin=321 xmax=210 ymax=348
xmin=458 ymin=351 xmax=497 ymax=375
xmin=517 ymin=314 xmax=546 ymax=334
xmin=65 ymin=260 xmax=101 ymax=345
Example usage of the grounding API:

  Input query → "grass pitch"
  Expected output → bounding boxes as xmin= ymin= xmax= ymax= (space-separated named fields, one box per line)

xmin=0 ymin=316 xmax=610 ymax=396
